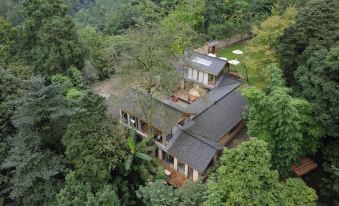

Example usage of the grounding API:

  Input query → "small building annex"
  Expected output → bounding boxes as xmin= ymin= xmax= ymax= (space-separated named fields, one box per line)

xmin=103 ymin=52 xmax=247 ymax=185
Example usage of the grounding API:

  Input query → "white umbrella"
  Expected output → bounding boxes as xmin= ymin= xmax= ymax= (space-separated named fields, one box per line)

xmin=232 ymin=50 xmax=244 ymax=54
xmin=229 ymin=60 xmax=240 ymax=65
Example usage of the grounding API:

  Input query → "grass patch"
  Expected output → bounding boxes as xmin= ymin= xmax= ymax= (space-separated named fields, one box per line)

xmin=217 ymin=41 xmax=248 ymax=60
xmin=217 ymin=40 xmax=249 ymax=80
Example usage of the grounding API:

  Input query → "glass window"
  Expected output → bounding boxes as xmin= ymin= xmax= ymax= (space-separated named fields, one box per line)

xmin=193 ymin=69 xmax=198 ymax=81
xmin=140 ymin=120 xmax=148 ymax=135
xmin=121 ymin=110 xmax=128 ymax=125
xmin=177 ymin=162 xmax=185 ymax=175
xmin=188 ymin=68 xmax=193 ymax=79
xmin=165 ymin=153 xmax=174 ymax=166
xmin=203 ymin=73 xmax=208 ymax=85
xmin=208 ymin=74 xmax=214 ymax=86
xmin=129 ymin=115 xmax=138 ymax=129
xmin=188 ymin=167 xmax=194 ymax=180
xmin=198 ymin=71 xmax=204 ymax=83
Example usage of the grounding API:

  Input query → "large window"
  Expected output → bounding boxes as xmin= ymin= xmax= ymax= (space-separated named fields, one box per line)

xmin=166 ymin=133 xmax=173 ymax=144
xmin=208 ymin=74 xmax=215 ymax=86
xmin=165 ymin=153 xmax=174 ymax=166
xmin=129 ymin=114 xmax=138 ymax=129
xmin=188 ymin=167 xmax=194 ymax=180
xmin=203 ymin=72 xmax=208 ymax=85
xmin=193 ymin=69 xmax=198 ymax=81
xmin=197 ymin=71 xmax=209 ymax=85
xmin=188 ymin=68 xmax=193 ymax=79
xmin=177 ymin=162 xmax=185 ymax=175
xmin=198 ymin=71 xmax=204 ymax=83
xmin=140 ymin=120 xmax=148 ymax=135
xmin=121 ymin=110 xmax=128 ymax=125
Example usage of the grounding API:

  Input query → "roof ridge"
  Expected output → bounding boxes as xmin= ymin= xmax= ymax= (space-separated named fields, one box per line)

xmin=181 ymin=129 xmax=223 ymax=150
xmin=130 ymin=88 xmax=184 ymax=114
xmin=192 ymin=83 xmax=241 ymax=120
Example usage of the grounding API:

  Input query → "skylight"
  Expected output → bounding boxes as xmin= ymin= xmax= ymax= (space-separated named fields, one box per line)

xmin=192 ymin=57 xmax=212 ymax=66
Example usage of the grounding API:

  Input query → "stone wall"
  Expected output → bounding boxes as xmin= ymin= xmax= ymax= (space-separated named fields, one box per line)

xmin=195 ymin=33 xmax=251 ymax=54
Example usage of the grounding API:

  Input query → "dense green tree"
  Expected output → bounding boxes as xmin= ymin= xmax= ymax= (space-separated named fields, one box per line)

xmin=204 ymin=138 xmax=317 ymax=206
xmin=19 ymin=0 xmax=84 ymax=76
xmin=243 ymin=64 xmax=323 ymax=176
xmin=207 ymin=22 xmax=236 ymax=43
xmin=137 ymin=180 xmax=206 ymax=206
xmin=278 ymin=0 xmax=339 ymax=87
xmin=243 ymin=7 xmax=296 ymax=88
xmin=77 ymin=25 xmax=115 ymax=79
xmin=64 ymin=0 xmax=96 ymax=15
xmin=112 ymin=130 xmax=158 ymax=206
xmin=75 ymin=0 xmax=162 ymax=35
xmin=0 ymin=17 xmax=17 ymax=68
xmin=205 ymin=0 xmax=275 ymax=37
xmin=0 ymin=68 xmax=26 ymax=204
xmin=0 ymin=68 xmax=24 ymax=140
xmin=56 ymin=172 xmax=120 ymax=206
xmin=178 ymin=180 xmax=207 ymax=206
xmin=1 ymin=77 xmax=72 ymax=205
xmin=62 ymin=92 xmax=127 ymax=189
xmin=320 ymin=139 xmax=339 ymax=205
xmin=0 ymin=0 xmax=23 ymax=25
xmin=117 ymin=21 xmax=179 ymax=95
xmin=136 ymin=180 xmax=180 ymax=206
xmin=161 ymin=0 xmax=204 ymax=52
xmin=294 ymin=46 xmax=339 ymax=138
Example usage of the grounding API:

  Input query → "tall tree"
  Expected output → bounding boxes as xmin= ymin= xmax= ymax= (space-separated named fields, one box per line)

xmin=278 ymin=0 xmax=339 ymax=87
xmin=56 ymin=172 xmax=120 ymax=206
xmin=161 ymin=0 xmax=204 ymax=52
xmin=205 ymin=0 xmax=275 ymax=36
xmin=242 ymin=64 xmax=323 ymax=176
xmin=320 ymin=139 xmax=339 ymax=205
xmin=243 ymin=7 xmax=296 ymax=88
xmin=0 ymin=68 xmax=26 ymax=204
xmin=294 ymin=46 xmax=339 ymax=138
xmin=0 ymin=0 xmax=23 ymax=25
xmin=62 ymin=92 xmax=127 ymax=190
xmin=0 ymin=17 xmax=17 ymax=69
xmin=1 ymin=77 xmax=72 ymax=205
xmin=117 ymin=21 xmax=179 ymax=95
xmin=19 ymin=0 xmax=84 ymax=76
xmin=77 ymin=25 xmax=115 ymax=80
xmin=137 ymin=180 xmax=206 ymax=206
xmin=204 ymin=138 xmax=317 ymax=206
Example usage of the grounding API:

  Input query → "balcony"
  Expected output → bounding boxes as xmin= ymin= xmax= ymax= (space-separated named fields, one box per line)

xmin=161 ymin=161 xmax=187 ymax=188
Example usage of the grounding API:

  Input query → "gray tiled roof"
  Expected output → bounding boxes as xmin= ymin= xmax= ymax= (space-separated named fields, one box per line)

xmin=167 ymin=131 xmax=220 ymax=173
xmin=186 ymin=52 xmax=227 ymax=76
xmin=166 ymin=87 xmax=247 ymax=174
xmin=185 ymin=83 xmax=241 ymax=114
xmin=217 ymin=75 xmax=243 ymax=87
xmin=185 ymin=90 xmax=247 ymax=143
xmin=107 ymin=89 xmax=184 ymax=133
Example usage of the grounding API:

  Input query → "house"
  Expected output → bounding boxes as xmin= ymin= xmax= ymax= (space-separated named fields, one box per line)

xmin=180 ymin=52 xmax=230 ymax=89
xmin=104 ymin=52 xmax=247 ymax=185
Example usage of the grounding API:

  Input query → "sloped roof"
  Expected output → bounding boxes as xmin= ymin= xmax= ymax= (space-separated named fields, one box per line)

xmin=186 ymin=52 xmax=227 ymax=76
xmin=167 ymin=87 xmax=247 ymax=174
xmin=107 ymin=89 xmax=184 ymax=133
xmin=185 ymin=90 xmax=247 ymax=143
xmin=185 ymin=83 xmax=241 ymax=114
xmin=217 ymin=75 xmax=243 ymax=87
xmin=167 ymin=131 xmax=221 ymax=173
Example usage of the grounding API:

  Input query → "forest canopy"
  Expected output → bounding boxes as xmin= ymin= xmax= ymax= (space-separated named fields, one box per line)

xmin=0 ymin=0 xmax=338 ymax=205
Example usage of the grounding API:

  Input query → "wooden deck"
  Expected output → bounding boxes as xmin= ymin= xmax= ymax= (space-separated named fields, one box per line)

xmin=173 ymin=89 xmax=190 ymax=103
xmin=161 ymin=161 xmax=187 ymax=188
xmin=292 ymin=157 xmax=318 ymax=177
